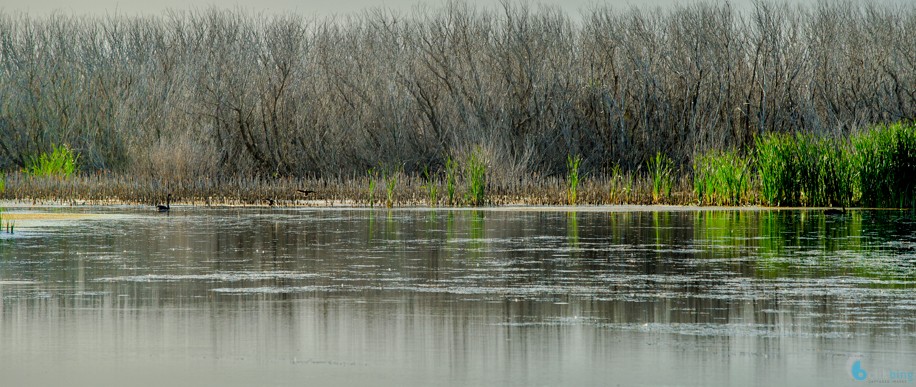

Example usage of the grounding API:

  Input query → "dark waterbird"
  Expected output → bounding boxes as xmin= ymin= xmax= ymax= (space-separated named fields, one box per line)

xmin=157 ymin=194 xmax=171 ymax=212
xmin=824 ymin=207 xmax=846 ymax=216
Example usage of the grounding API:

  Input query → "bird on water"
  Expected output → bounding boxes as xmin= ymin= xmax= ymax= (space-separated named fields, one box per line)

xmin=157 ymin=194 xmax=171 ymax=212
xmin=824 ymin=207 xmax=846 ymax=216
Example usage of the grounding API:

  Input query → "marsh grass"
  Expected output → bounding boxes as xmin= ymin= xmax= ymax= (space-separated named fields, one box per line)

xmin=465 ymin=149 xmax=487 ymax=206
xmin=853 ymin=122 xmax=916 ymax=208
xmin=566 ymin=155 xmax=582 ymax=205
xmin=422 ymin=166 xmax=438 ymax=206
xmin=26 ymin=144 xmax=79 ymax=178
xmin=648 ymin=152 xmax=674 ymax=204
xmin=693 ymin=150 xmax=752 ymax=205
xmin=383 ymin=167 xmax=400 ymax=208
xmin=607 ymin=164 xmax=634 ymax=204
xmin=755 ymin=121 xmax=916 ymax=208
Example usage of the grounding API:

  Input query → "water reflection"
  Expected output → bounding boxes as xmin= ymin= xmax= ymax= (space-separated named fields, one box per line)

xmin=0 ymin=208 xmax=914 ymax=386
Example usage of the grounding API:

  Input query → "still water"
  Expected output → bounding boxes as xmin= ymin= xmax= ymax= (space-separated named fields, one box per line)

xmin=0 ymin=207 xmax=914 ymax=386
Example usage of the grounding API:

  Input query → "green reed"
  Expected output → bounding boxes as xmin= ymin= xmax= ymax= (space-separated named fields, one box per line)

xmin=648 ymin=151 xmax=673 ymax=203
xmin=755 ymin=132 xmax=855 ymax=207
xmin=26 ymin=144 xmax=79 ymax=178
xmin=422 ymin=166 xmax=438 ymax=206
xmin=465 ymin=148 xmax=487 ymax=206
xmin=693 ymin=149 xmax=751 ymax=205
xmin=852 ymin=121 xmax=916 ymax=208
xmin=566 ymin=154 xmax=582 ymax=205
xmin=383 ymin=167 xmax=399 ymax=208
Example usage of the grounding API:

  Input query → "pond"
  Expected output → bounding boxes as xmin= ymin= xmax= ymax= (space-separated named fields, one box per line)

xmin=0 ymin=207 xmax=914 ymax=386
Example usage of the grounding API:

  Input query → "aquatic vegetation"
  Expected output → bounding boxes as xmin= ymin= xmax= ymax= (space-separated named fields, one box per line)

xmin=852 ymin=121 xmax=916 ymax=208
xmin=422 ymin=166 xmax=438 ymax=206
xmin=465 ymin=149 xmax=487 ymax=206
xmin=608 ymin=164 xmax=633 ymax=204
xmin=693 ymin=150 xmax=752 ymax=206
xmin=25 ymin=144 xmax=79 ymax=178
xmin=756 ymin=122 xmax=915 ymax=207
xmin=383 ymin=167 xmax=400 ymax=208
xmin=648 ymin=152 xmax=673 ymax=204
xmin=566 ymin=154 xmax=581 ymax=205
xmin=755 ymin=133 xmax=854 ymax=207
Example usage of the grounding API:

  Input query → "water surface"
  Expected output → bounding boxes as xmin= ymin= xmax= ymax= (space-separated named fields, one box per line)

xmin=1 ymin=207 xmax=914 ymax=386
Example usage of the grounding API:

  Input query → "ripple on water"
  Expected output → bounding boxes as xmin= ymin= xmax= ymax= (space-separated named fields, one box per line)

xmin=95 ymin=271 xmax=321 ymax=283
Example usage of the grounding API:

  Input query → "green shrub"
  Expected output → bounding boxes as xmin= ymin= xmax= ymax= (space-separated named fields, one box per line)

xmin=26 ymin=144 xmax=79 ymax=178
xmin=693 ymin=149 xmax=751 ymax=205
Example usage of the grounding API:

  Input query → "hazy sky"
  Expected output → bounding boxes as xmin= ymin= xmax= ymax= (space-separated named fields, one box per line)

xmin=1 ymin=0 xmax=757 ymax=17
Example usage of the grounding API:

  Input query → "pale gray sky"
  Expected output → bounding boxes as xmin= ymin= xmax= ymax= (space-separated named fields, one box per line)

xmin=1 ymin=0 xmax=910 ymax=20
xmin=1 ymin=0 xmax=756 ymax=17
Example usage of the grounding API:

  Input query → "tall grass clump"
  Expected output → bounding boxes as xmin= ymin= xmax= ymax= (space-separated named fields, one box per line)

xmin=608 ymin=164 xmax=632 ymax=203
xmin=853 ymin=121 xmax=916 ymax=208
xmin=693 ymin=150 xmax=751 ymax=205
xmin=422 ymin=166 xmax=438 ymax=206
xmin=383 ymin=167 xmax=400 ymax=208
xmin=25 ymin=144 xmax=79 ymax=178
xmin=566 ymin=154 xmax=582 ymax=205
xmin=756 ymin=133 xmax=854 ymax=207
xmin=465 ymin=149 xmax=487 ymax=206
xmin=648 ymin=152 xmax=673 ymax=203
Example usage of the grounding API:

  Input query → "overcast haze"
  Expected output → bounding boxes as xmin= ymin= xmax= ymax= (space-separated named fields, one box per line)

xmin=1 ymin=0 xmax=777 ymax=17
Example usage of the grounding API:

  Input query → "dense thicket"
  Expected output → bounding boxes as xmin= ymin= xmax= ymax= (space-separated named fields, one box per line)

xmin=0 ymin=1 xmax=913 ymax=183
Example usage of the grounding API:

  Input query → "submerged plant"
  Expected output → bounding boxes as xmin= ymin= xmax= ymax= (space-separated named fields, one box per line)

xmin=26 ymin=144 xmax=79 ymax=178
xmin=566 ymin=154 xmax=582 ymax=205
xmin=648 ymin=151 xmax=673 ymax=203
xmin=465 ymin=148 xmax=487 ymax=206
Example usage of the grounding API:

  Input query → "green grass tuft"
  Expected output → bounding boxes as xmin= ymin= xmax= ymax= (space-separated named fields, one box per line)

xmin=693 ymin=149 xmax=751 ymax=205
xmin=648 ymin=151 xmax=673 ymax=204
xmin=26 ymin=144 xmax=79 ymax=178
xmin=566 ymin=154 xmax=582 ymax=205
xmin=465 ymin=148 xmax=487 ymax=206
xmin=852 ymin=121 xmax=916 ymax=208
